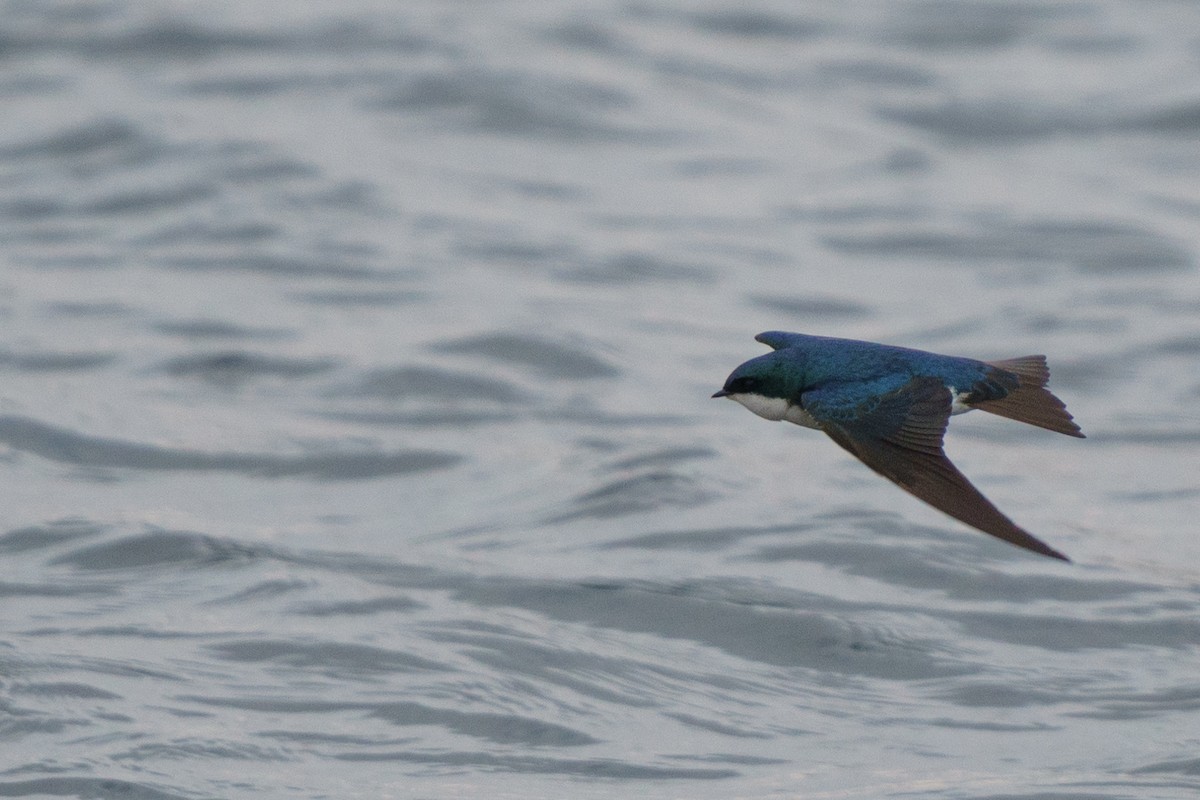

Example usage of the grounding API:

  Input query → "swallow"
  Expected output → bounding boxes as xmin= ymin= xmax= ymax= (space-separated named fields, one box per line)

xmin=714 ymin=331 xmax=1084 ymax=560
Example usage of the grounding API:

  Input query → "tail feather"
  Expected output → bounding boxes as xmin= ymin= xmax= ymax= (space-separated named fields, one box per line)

xmin=987 ymin=355 xmax=1049 ymax=387
xmin=976 ymin=356 xmax=1085 ymax=438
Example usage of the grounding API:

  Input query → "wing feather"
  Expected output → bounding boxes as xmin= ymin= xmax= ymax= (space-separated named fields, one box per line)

xmin=807 ymin=377 xmax=1070 ymax=561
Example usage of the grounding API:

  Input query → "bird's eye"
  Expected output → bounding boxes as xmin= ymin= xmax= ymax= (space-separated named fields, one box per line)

xmin=731 ymin=377 xmax=759 ymax=393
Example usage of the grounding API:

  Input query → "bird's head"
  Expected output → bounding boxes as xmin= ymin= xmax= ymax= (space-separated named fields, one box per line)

xmin=712 ymin=352 xmax=804 ymax=421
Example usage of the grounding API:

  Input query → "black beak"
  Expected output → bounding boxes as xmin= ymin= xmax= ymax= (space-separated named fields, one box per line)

xmin=711 ymin=390 xmax=729 ymax=398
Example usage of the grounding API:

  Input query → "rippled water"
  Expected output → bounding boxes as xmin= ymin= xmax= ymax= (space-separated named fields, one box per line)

xmin=4 ymin=2 xmax=1200 ymax=798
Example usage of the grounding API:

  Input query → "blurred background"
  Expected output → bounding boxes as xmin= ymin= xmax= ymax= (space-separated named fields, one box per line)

xmin=2 ymin=1 xmax=1199 ymax=798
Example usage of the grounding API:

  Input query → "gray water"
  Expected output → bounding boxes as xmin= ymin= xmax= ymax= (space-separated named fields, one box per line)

xmin=3 ymin=1 xmax=1200 ymax=798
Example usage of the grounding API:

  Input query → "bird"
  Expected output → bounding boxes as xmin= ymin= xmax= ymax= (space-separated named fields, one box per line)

xmin=713 ymin=331 xmax=1084 ymax=561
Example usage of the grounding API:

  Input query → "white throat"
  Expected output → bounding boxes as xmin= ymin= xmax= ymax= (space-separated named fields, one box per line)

xmin=726 ymin=393 xmax=821 ymax=429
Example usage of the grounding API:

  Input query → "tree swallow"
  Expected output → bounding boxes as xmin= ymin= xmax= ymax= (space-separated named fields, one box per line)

xmin=714 ymin=331 xmax=1084 ymax=561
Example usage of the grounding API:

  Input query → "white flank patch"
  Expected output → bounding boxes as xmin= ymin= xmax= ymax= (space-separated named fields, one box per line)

xmin=948 ymin=386 xmax=974 ymax=415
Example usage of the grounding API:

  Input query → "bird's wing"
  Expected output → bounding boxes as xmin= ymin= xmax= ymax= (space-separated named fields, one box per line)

xmin=802 ymin=376 xmax=1070 ymax=561
xmin=755 ymin=331 xmax=810 ymax=351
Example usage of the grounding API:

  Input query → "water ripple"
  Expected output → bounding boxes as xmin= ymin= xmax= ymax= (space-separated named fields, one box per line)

xmin=374 ymin=68 xmax=652 ymax=141
xmin=820 ymin=219 xmax=1191 ymax=273
xmin=155 ymin=351 xmax=337 ymax=384
xmin=0 ymin=778 xmax=189 ymax=800
xmin=433 ymin=332 xmax=619 ymax=379
xmin=0 ymin=415 xmax=461 ymax=479
xmin=205 ymin=639 xmax=446 ymax=676
xmin=50 ymin=529 xmax=262 ymax=571
xmin=334 ymin=749 xmax=740 ymax=779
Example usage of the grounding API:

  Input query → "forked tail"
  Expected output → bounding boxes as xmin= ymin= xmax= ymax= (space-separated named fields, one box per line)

xmin=975 ymin=356 xmax=1085 ymax=438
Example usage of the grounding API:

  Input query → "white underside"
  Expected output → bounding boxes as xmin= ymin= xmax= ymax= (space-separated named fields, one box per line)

xmin=726 ymin=393 xmax=822 ymax=429
xmin=728 ymin=388 xmax=976 ymax=428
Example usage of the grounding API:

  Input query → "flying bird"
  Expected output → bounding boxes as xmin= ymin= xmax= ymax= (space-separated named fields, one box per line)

xmin=714 ymin=331 xmax=1084 ymax=561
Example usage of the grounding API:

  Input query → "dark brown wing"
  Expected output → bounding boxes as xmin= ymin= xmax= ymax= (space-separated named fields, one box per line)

xmin=811 ymin=376 xmax=1071 ymax=561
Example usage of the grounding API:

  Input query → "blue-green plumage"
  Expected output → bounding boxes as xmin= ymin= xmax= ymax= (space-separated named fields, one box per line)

xmin=723 ymin=331 xmax=1013 ymax=405
xmin=715 ymin=331 xmax=1084 ymax=561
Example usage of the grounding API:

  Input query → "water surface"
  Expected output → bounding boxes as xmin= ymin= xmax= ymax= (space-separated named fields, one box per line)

xmin=3 ymin=1 xmax=1200 ymax=798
